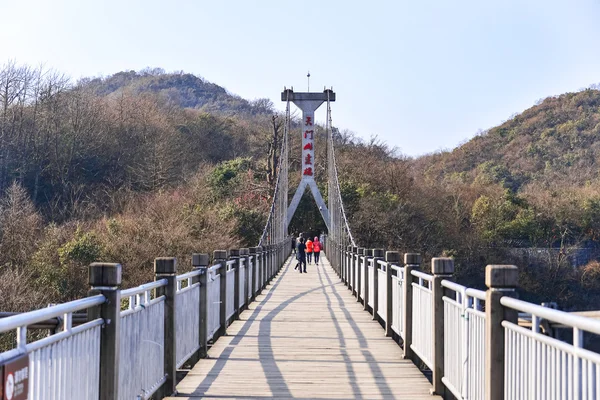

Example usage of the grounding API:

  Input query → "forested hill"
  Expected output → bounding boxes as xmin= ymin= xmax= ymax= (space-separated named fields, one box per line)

xmin=416 ymin=88 xmax=600 ymax=189
xmin=83 ymin=68 xmax=275 ymax=115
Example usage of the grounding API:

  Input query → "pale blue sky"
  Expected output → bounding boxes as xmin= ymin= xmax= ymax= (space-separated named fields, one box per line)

xmin=2 ymin=0 xmax=600 ymax=156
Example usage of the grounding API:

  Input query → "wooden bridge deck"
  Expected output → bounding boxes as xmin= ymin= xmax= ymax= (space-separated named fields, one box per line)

xmin=168 ymin=254 xmax=439 ymax=400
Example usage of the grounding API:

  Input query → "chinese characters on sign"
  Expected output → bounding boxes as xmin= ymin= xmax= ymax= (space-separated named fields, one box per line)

xmin=302 ymin=115 xmax=314 ymax=176
xmin=1 ymin=354 xmax=29 ymax=400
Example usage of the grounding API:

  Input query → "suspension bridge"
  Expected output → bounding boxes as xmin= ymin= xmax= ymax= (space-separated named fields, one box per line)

xmin=1 ymin=88 xmax=600 ymax=400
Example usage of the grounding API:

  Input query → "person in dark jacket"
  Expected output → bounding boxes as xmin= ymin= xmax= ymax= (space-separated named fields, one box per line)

xmin=295 ymin=237 xmax=307 ymax=273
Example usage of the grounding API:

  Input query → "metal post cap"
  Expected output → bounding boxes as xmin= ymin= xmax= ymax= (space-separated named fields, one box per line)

xmin=192 ymin=253 xmax=209 ymax=267
xmin=432 ymin=257 xmax=454 ymax=275
xmin=486 ymin=265 xmax=518 ymax=288
xmin=155 ymin=257 xmax=177 ymax=274
xmin=213 ymin=250 xmax=228 ymax=260
xmin=365 ymin=249 xmax=374 ymax=257
xmin=240 ymin=248 xmax=250 ymax=256
xmin=89 ymin=262 xmax=122 ymax=286
xmin=385 ymin=251 xmax=401 ymax=263
xmin=357 ymin=248 xmax=365 ymax=255
xmin=347 ymin=245 xmax=353 ymax=251
xmin=249 ymin=247 xmax=257 ymax=254
xmin=373 ymin=249 xmax=385 ymax=258
xmin=404 ymin=253 xmax=422 ymax=265
xmin=352 ymin=246 xmax=358 ymax=252
xmin=229 ymin=249 xmax=240 ymax=257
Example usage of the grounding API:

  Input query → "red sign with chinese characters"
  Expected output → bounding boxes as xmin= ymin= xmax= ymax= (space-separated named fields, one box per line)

xmin=302 ymin=113 xmax=315 ymax=176
xmin=1 ymin=353 xmax=29 ymax=400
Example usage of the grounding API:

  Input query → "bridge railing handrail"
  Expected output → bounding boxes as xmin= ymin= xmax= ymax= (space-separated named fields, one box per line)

xmin=0 ymin=294 xmax=105 ymax=334
xmin=0 ymin=239 xmax=292 ymax=400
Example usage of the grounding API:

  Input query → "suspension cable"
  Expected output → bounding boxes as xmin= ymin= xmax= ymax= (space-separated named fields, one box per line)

xmin=326 ymin=90 xmax=356 ymax=247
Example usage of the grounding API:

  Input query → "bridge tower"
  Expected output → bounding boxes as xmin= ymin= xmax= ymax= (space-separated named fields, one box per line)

xmin=282 ymin=88 xmax=334 ymax=231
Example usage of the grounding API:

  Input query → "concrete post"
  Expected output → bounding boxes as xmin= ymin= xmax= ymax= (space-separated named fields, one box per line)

xmin=214 ymin=250 xmax=228 ymax=337
xmin=485 ymin=265 xmax=518 ymax=400
xmin=88 ymin=262 xmax=122 ymax=400
xmin=344 ymin=245 xmax=351 ymax=285
xmin=154 ymin=257 xmax=178 ymax=398
xmin=240 ymin=248 xmax=250 ymax=309
xmin=385 ymin=251 xmax=401 ymax=336
xmin=431 ymin=257 xmax=454 ymax=396
xmin=192 ymin=253 xmax=209 ymax=360
xmin=363 ymin=249 xmax=373 ymax=311
xmin=256 ymin=246 xmax=263 ymax=294
xmin=352 ymin=246 xmax=358 ymax=296
xmin=357 ymin=248 xmax=365 ymax=302
xmin=403 ymin=253 xmax=421 ymax=360
xmin=262 ymin=245 xmax=267 ymax=290
xmin=372 ymin=249 xmax=384 ymax=320
xmin=249 ymin=247 xmax=258 ymax=301
xmin=229 ymin=249 xmax=240 ymax=320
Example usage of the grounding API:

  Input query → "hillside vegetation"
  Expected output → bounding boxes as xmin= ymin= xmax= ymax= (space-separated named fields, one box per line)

xmin=0 ymin=61 xmax=599 ymax=315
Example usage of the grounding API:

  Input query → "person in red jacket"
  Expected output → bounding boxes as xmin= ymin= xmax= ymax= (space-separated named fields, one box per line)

xmin=305 ymin=238 xmax=313 ymax=264
xmin=312 ymin=237 xmax=321 ymax=265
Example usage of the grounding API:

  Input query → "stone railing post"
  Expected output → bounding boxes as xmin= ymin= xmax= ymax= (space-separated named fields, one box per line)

xmin=485 ymin=265 xmax=518 ymax=400
xmin=154 ymin=257 xmax=178 ymax=398
xmin=351 ymin=246 xmax=358 ymax=297
xmin=372 ymin=249 xmax=384 ymax=320
xmin=262 ymin=245 xmax=267 ymax=290
xmin=192 ymin=253 xmax=209 ymax=360
xmin=88 ymin=262 xmax=122 ymax=400
xmin=363 ymin=249 xmax=373 ymax=311
xmin=229 ymin=249 xmax=241 ymax=319
xmin=240 ymin=248 xmax=250 ymax=309
xmin=345 ymin=245 xmax=352 ymax=286
xmin=214 ymin=250 xmax=228 ymax=337
xmin=431 ymin=257 xmax=454 ymax=396
xmin=403 ymin=253 xmax=421 ymax=360
xmin=384 ymin=251 xmax=401 ymax=337
xmin=249 ymin=247 xmax=258 ymax=301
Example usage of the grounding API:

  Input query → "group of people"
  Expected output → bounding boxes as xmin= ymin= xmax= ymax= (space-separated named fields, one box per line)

xmin=292 ymin=233 xmax=322 ymax=273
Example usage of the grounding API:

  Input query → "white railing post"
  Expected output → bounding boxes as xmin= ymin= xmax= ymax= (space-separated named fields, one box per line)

xmin=88 ymin=262 xmax=122 ymax=400
xmin=432 ymin=257 xmax=454 ymax=396
xmin=372 ymin=249 xmax=384 ymax=320
xmin=485 ymin=264 xmax=518 ymax=400
xmin=214 ymin=250 xmax=228 ymax=338
xmin=403 ymin=253 xmax=421 ymax=360
xmin=154 ymin=257 xmax=178 ymax=398
xmin=385 ymin=251 xmax=401 ymax=337
xmin=192 ymin=253 xmax=209 ymax=360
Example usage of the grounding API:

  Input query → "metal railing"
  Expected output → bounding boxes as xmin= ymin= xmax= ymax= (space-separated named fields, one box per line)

xmin=329 ymin=244 xmax=600 ymax=400
xmin=411 ymin=269 xmax=434 ymax=369
xmin=0 ymin=296 xmax=105 ymax=399
xmin=0 ymin=240 xmax=291 ymax=400
xmin=120 ymin=280 xmax=167 ymax=400
xmin=502 ymin=297 xmax=600 ymax=400
xmin=175 ymin=270 xmax=201 ymax=369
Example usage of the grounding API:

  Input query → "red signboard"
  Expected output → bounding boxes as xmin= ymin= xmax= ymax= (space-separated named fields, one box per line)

xmin=1 ymin=354 xmax=29 ymax=400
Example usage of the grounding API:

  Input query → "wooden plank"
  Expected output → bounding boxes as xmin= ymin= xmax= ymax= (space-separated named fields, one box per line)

xmin=167 ymin=255 xmax=439 ymax=399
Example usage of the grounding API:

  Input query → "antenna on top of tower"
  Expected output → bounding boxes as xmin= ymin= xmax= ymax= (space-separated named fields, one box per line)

xmin=307 ymin=71 xmax=310 ymax=92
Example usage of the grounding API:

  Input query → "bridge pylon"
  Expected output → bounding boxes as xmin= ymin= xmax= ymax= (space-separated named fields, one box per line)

xmin=282 ymin=88 xmax=334 ymax=231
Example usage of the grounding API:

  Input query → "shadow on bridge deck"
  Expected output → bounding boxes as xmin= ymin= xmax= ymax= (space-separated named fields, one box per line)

xmin=167 ymin=254 xmax=439 ymax=400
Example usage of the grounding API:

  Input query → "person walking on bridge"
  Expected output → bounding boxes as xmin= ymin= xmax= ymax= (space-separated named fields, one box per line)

xmin=295 ymin=237 xmax=307 ymax=273
xmin=305 ymin=237 xmax=313 ymax=264
xmin=312 ymin=237 xmax=321 ymax=265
